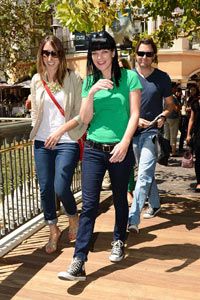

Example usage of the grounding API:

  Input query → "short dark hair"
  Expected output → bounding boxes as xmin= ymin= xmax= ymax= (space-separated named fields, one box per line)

xmin=135 ymin=38 xmax=158 ymax=64
xmin=86 ymin=31 xmax=121 ymax=87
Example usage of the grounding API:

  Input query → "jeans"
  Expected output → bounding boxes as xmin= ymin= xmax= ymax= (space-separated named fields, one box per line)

xmin=74 ymin=143 xmax=134 ymax=261
xmin=129 ymin=132 xmax=160 ymax=226
xmin=34 ymin=140 xmax=79 ymax=224
xmin=179 ymin=115 xmax=188 ymax=151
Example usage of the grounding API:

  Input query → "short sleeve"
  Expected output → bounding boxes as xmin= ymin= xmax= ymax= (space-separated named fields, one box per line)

xmin=128 ymin=70 xmax=142 ymax=91
xmin=81 ymin=78 xmax=88 ymax=98
xmin=81 ymin=76 xmax=93 ymax=98
xmin=163 ymin=73 xmax=172 ymax=98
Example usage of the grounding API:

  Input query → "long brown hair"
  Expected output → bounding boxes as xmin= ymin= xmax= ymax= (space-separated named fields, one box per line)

xmin=37 ymin=35 xmax=68 ymax=85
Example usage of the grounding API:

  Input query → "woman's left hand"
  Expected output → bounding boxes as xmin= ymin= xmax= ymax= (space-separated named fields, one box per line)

xmin=109 ymin=141 xmax=129 ymax=163
xmin=44 ymin=131 xmax=62 ymax=149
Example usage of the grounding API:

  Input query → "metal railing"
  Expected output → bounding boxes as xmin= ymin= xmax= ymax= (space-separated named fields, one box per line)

xmin=0 ymin=119 xmax=82 ymax=239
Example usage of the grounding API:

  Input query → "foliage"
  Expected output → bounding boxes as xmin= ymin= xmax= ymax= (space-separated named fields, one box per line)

xmin=40 ymin=0 xmax=200 ymax=47
xmin=40 ymin=0 xmax=119 ymax=32
xmin=0 ymin=0 xmax=52 ymax=82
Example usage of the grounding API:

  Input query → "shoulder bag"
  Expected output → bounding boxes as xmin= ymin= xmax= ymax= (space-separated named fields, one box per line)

xmin=42 ymin=80 xmax=85 ymax=160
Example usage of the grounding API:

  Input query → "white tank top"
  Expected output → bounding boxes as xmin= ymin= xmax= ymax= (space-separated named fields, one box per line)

xmin=35 ymin=89 xmax=76 ymax=143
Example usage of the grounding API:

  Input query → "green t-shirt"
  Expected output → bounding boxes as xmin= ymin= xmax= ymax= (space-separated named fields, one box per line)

xmin=81 ymin=68 xmax=142 ymax=143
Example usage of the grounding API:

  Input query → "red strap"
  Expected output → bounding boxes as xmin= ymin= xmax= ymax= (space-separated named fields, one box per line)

xmin=42 ymin=80 xmax=65 ymax=117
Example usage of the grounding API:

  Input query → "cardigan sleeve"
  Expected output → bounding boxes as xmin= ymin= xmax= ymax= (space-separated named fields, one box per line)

xmin=68 ymin=71 xmax=87 ymax=140
xmin=30 ymin=74 xmax=38 ymax=127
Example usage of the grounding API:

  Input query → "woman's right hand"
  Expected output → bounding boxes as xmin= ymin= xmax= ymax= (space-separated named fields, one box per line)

xmin=44 ymin=130 xmax=62 ymax=149
xmin=89 ymin=79 xmax=113 ymax=95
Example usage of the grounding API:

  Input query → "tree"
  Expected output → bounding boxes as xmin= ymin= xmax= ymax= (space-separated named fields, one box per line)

xmin=0 ymin=0 xmax=52 ymax=82
xmin=40 ymin=0 xmax=200 ymax=47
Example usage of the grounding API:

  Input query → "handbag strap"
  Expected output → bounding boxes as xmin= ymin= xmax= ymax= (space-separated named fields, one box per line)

xmin=42 ymin=79 xmax=65 ymax=117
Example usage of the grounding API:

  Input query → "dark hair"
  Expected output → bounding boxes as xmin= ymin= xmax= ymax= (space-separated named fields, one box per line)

xmin=37 ymin=35 xmax=68 ymax=85
xmin=171 ymin=82 xmax=177 ymax=89
xmin=86 ymin=31 xmax=121 ymax=87
xmin=176 ymin=87 xmax=182 ymax=93
xmin=135 ymin=37 xmax=158 ymax=64
xmin=118 ymin=58 xmax=131 ymax=69
xmin=189 ymin=84 xmax=199 ymax=97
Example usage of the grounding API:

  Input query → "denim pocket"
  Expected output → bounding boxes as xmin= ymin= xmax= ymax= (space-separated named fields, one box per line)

xmin=152 ymin=135 xmax=157 ymax=144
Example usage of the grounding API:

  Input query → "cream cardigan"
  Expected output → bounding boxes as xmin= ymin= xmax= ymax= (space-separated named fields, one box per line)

xmin=30 ymin=70 xmax=87 ymax=141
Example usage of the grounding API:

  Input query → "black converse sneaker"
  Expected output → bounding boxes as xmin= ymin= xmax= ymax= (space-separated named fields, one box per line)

xmin=109 ymin=240 xmax=124 ymax=262
xmin=58 ymin=257 xmax=86 ymax=281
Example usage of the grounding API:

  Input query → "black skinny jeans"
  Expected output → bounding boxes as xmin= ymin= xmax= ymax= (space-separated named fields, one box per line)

xmin=194 ymin=146 xmax=200 ymax=184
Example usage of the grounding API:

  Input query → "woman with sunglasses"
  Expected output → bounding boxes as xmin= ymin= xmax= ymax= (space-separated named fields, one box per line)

xmin=58 ymin=30 xmax=141 ymax=281
xmin=30 ymin=35 xmax=86 ymax=254
xmin=128 ymin=38 xmax=174 ymax=233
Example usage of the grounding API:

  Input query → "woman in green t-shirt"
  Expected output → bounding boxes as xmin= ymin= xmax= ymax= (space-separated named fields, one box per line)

xmin=58 ymin=30 xmax=141 ymax=281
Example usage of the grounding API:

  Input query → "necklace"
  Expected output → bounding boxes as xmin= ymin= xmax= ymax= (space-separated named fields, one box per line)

xmin=46 ymin=81 xmax=62 ymax=94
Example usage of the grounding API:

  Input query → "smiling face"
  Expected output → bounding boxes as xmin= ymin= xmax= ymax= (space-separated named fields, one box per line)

xmin=42 ymin=41 xmax=59 ymax=73
xmin=136 ymin=43 xmax=155 ymax=69
xmin=91 ymin=49 xmax=115 ymax=78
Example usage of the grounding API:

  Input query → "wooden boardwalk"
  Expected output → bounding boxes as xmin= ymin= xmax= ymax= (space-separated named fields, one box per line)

xmin=1 ymin=182 xmax=200 ymax=299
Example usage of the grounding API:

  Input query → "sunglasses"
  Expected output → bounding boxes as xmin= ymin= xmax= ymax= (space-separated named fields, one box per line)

xmin=137 ymin=51 xmax=154 ymax=57
xmin=42 ymin=50 xmax=58 ymax=58
xmin=91 ymin=32 xmax=107 ymax=43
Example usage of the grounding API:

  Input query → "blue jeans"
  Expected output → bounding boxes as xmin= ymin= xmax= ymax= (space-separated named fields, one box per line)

xmin=74 ymin=143 xmax=134 ymax=261
xmin=129 ymin=132 xmax=160 ymax=226
xmin=34 ymin=140 xmax=79 ymax=224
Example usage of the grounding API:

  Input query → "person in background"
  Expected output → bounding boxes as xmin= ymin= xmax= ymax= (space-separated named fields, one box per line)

xmin=30 ymin=35 xmax=86 ymax=254
xmin=178 ymin=88 xmax=190 ymax=153
xmin=176 ymin=87 xmax=183 ymax=103
xmin=186 ymin=84 xmax=200 ymax=192
xmin=164 ymin=83 xmax=181 ymax=156
xmin=181 ymin=85 xmax=199 ymax=153
xmin=58 ymin=30 xmax=141 ymax=281
xmin=128 ymin=37 xmax=174 ymax=234
xmin=101 ymin=170 xmax=112 ymax=190
xmin=24 ymin=95 xmax=31 ymax=117
xmin=118 ymin=57 xmax=132 ymax=69
xmin=187 ymin=85 xmax=199 ymax=108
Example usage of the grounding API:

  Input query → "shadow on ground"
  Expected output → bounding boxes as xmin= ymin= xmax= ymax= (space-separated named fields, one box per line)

xmin=0 ymin=194 xmax=200 ymax=298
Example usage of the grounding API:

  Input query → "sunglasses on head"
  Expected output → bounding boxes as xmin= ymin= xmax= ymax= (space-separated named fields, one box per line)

xmin=91 ymin=32 xmax=107 ymax=42
xmin=137 ymin=51 xmax=154 ymax=57
xmin=42 ymin=50 xmax=58 ymax=58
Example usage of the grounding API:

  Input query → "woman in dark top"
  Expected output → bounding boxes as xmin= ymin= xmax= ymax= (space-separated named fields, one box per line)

xmin=186 ymin=85 xmax=200 ymax=192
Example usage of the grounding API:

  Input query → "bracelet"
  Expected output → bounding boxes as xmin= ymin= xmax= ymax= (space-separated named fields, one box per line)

xmin=160 ymin=114 xmax=166 ymax=121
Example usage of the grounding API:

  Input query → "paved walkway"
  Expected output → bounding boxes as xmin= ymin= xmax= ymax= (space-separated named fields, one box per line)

xmin=155 ymin=154 xmax=198 ymax=200
xmin=1 ymin=155 xmax=200 ymax=300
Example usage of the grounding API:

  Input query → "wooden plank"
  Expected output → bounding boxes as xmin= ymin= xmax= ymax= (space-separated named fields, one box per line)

xmin=1 ymin=191 xmax=200 ymax=300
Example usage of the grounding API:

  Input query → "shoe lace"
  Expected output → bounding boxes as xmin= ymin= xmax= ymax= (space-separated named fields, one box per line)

xmin=68 ymin=258 xmax=83 ymax=273
xmin=146 ymin=207 xmax=153 ymax=215
xmin=111 ymin=240 xmax=124 ymax=255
